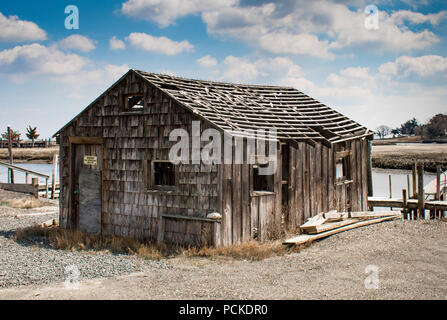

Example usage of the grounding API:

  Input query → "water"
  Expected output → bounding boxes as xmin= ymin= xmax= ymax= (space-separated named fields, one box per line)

xmin=0 ymin=163 xmax=58 ymax=184
xmin=371 ymin=167 xmax=436 ymax=198
xmin=0 ymin=163 xmax=438 ymax=200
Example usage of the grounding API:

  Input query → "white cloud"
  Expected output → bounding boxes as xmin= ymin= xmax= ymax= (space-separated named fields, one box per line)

xmin=0 ymin=43 xmax=88 ymax=76
xmin=257 ymin=33 xmax=334 ymax=59
xmin=58 ymin=35 xmax=96 ymax=52
xmin=379 ymin=55 xmax=447 ymax=77
xmin=121 ymin=0 xmax=236 ymax=27
xmin=121 ymin=1 xmax=444 ymax=58
xmin=59 ymin=64 xmax=129 ymax=88
xmin=0 ymin=12 xmax=47 ymax=42
xmin=391 ymin=10 xmax=447 ymax=25
xmin=0 ymin=42 xmax=129 ymax=98
xmin=110 ymin=36 xmax=126 ymax=50
xmin=125 ymin=32 xmax=194 ymax=55
xmin=197 ymin=55 xmax=217 ymax=67
xmin=221 ymin=56 xmax=258 ymax=82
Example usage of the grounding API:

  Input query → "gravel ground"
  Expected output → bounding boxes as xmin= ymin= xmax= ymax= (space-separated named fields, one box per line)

xmin=0 ymin=190 xmax=171 ymax=289
xmin=0 ymin=219 xmax=446 ymax=300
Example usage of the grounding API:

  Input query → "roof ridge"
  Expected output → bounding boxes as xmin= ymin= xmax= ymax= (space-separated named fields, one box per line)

xmin=133 ymin=69 xmax=296 ymax=90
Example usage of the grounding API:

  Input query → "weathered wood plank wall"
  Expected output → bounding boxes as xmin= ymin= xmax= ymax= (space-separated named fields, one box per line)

xmin=58 ymin=71 xmax=369 ymax=247
xmin=59 ymin=72 xmax=220 ymax=246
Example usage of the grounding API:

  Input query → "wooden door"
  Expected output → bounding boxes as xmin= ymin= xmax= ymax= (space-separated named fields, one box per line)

xmin=71 ymin=144 xmax=102 ymax=234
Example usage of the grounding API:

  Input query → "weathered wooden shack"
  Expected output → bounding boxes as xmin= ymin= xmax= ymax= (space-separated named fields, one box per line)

xmin=54 ymin=69 xmax=373 ymax=247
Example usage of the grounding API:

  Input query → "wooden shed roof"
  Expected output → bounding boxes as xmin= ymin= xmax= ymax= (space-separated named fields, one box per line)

xmin=55 ymin=69 xmax=372 ymax=145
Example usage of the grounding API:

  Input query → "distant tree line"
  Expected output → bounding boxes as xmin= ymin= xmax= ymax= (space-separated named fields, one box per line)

xmin=376 ymin=113 xmax=447 ymax=140
xmin=0 ymin=125 xmax=42 ymax=147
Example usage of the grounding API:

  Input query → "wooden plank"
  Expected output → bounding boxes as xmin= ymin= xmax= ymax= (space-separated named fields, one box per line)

xmin=0 ymin=161 xmax=50 ymax=178
xmin=300 ymin=212 xmax=327 ymax=231
xmin=232 ymin=163 xmax=242 ymax=244
xmin=355 ymin=139 xmax=362 ymax=211
xmin=349 ymin=211 xmax=402 ymax=219
xmin=350 ymin=140 xmax=358 ymax=211
xmin=417 ymin=165 xmax=425 ymax=218
xmin=68 ymin=136 xmax=103 ymax=144
xmin=161 ymin=213 xmax=221 ymax=223
xmin=250 ymin=196 xmax=259 ymax=239
xmin=288 ymin=145 xmax=296 ymax=229
xmin=303 ymin=144 xmax=310 ymax=220
xmin=324 ymin=210 xmax=345 ymax=221
xmin=296 ymin=145 xmax=304 ymax=226
xmin=223 ymin=163 xmax=232 ymax=245
xmin=241 ymin=154 xmax=250 ymax=242
xmin=0 ymin=183 xmax=38 ymax=195
xmin=309 ymin=145 xmax=315 ymax=217
xmin=315 ymin=143 xmax=322 ymax=216
xmin=328 ymin=147 xmax=334 ymax=210
xmin=306 ymin=218 xmax=361 ymax=234
xmin=361 ymin=139 xmax=368 ymax=210
xmin=321 ymin=145 xmax=328 ymax=213
xmin=283 ymin=216 xmax=399 ymax=245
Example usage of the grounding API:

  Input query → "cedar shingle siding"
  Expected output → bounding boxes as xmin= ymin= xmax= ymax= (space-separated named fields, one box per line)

xmin=55 ymin=69 xmax=372 ymax=247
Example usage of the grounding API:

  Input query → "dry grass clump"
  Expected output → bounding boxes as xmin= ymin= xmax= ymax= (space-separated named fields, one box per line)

xmin=0 ymin=147 xmax=58 ymax=162
xmin=0 ymin=197 xmax=54 ymax=209
xmin=15 ymin=226 xmax=167 ymax=260
xmin=183 ymin=240 xmax=303 ymax=261
xmin=15 ymin=225 xmax=303 ymax=261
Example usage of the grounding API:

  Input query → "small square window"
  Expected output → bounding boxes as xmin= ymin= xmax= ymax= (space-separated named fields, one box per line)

xmin=253 ymin=164 xmax=274 ymax=192
xmin=125 ymin=95 xmax=144 ymax=111
xmin=336 ymin=157 xmax=350 ymax=181
xmin=147 ymin=161 xmax=175 ymax=190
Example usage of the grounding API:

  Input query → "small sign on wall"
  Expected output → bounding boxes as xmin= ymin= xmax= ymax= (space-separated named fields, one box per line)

xmin=83 ymin=155 xmax=97 ymax=166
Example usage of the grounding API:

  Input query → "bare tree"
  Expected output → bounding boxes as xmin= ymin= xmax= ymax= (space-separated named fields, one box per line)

xmin=376 ymin=125 xmax=391 ymax=139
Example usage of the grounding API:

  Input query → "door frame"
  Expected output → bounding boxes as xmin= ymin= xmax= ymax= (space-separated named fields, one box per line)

xmin=68 ymin=136 xmax=104 ymax=231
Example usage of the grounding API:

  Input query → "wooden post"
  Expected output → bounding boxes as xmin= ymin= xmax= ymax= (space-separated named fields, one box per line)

xmin=32 ymin=178 xmax=39 ymax=199
xmin=7 ymin=126 xmax=14 ymax=184
xmin=417 ymin=165 xmax=425 ymax=219
xmin=435 ymin=166 xmax=441 ymax=219
xmin=406 ymin=175 xmax=410 ymax=199
xmin=45 ymin=177 xmax=49 ymax=200
xmin=25 ymin=172 xmax=29 ymax=184
xmin=51 ymin=154 xmax=58 ymax=199
xmin=412 ymin=163 xmax=417 ymax=198
xmin=402 ymin=189 xmax=407 ymax=219
xmin=388 ymin=175 xmax=392 ymax=210
xmin=366 ymin=139 xmax=373 ymax=197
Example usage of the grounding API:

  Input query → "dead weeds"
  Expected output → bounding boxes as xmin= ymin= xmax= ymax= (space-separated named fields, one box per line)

xmin=0 ymin=197 xmax=54 ymax=209
xmin=14 ymin=225 xmax=304 ymax=261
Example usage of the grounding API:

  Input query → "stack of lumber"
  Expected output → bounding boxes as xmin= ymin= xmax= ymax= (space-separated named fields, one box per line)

xmin=283 ymin=210 xmax=401 ymax=245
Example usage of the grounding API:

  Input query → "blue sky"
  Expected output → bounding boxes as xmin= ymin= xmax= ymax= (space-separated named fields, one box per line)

xmin=0 ymin=0 xmax=446 ymax=138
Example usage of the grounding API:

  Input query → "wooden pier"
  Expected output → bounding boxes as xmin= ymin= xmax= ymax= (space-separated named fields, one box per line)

xmin=368 ymin=164 xmax=447 ymax=219
xmin=0 ymin=159 xmax=59 ymax=199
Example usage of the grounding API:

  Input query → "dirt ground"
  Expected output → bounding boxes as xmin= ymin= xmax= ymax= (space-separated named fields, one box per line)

xmin=0 ymin=218 xmax=446 ymax=300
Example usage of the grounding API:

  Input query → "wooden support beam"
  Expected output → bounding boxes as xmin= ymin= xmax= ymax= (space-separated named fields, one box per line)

xmin=32 ymin=178 xmax=39 ymax=199
xmin=417 ymin=165 xmax=424 ymax=219
xmin=284 ymin=216 xmax=399 ymax=245
xmin=412 ymin=164 xmax=417 ymax=198
xmin=7 ymin=126 xmax=14 ymax=184
xmin=51 ymin=154 xmax=58 ymax=199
